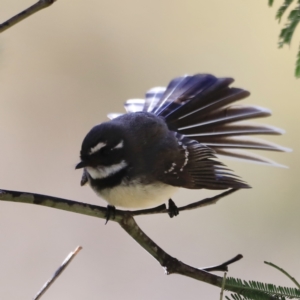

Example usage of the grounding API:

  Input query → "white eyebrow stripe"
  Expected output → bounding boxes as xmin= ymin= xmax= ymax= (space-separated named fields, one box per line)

xmin=113 ymin=140 xmax=124 ymax=149
xmin=89 ymin=142 xmax=106 ymax=154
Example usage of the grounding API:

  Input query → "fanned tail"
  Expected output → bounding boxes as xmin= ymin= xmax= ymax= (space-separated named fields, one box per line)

xmin=109 ymin=74 xmax=290 ymax=167
xmin=142 ymin=74 xmax=290 ymax=166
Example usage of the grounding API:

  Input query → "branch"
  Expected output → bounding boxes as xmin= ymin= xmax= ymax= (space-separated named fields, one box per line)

xmin=0 ymin=0 xmax=57 ymax=33
xmin=0 ymin=188 xmax=237 ymax=219
xmin=203 ymin=254 xmax=243 ymax=272
xmin=0 ymin=188 xmax=243 ymax=294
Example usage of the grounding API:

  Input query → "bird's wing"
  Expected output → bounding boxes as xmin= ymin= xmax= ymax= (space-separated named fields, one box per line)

xmin=158 ymin=133 xmax=249 ymax=190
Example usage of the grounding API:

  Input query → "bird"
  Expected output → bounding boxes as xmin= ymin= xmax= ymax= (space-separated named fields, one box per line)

xmin=75 ymin=74 xmax=289 ymax=218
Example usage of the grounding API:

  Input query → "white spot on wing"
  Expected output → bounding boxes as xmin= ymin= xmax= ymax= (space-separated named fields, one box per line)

xmin=86 ymin=160 xmax=127 ymax=179
xmin=89 ymin=142 xmax=106 ymax=155
xmin=165 ymin=162 xmax=176 ymax=173
xmin=180 ymin=145 xmax=189 ymax=172
xmin=176 ymin=138 xmax=189 ymax=172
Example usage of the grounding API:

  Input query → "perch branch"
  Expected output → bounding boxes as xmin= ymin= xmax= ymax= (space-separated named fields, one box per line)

xmin=0 ymin=0 xmax=57 ymax=33
xmin=0 ymin=188 xmax=243 ymax=294
xmin=34 ymin=246 xmax=82 ymax=300
xmin=0 ymin=188 xmax=237 ymax=219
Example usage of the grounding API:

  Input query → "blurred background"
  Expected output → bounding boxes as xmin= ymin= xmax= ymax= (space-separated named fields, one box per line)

xmin=0 ymin=0 xmax=299 ymax=299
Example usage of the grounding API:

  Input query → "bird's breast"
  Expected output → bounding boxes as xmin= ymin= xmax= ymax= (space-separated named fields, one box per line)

xmin=92 ymin=179 xmax=178 ymax=209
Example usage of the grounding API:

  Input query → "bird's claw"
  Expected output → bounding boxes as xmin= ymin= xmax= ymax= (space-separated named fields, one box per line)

xmin=105 ymin=205 xmax=116 ymax=224
xmin=168 ymin=199 xmax=179 ymax=218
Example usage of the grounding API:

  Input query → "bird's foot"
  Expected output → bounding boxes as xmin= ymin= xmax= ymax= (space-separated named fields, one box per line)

xmin=105 ymin=205 xmax=116 ymax=224
xmin=168 ymin=199 xmax=179 ymax=218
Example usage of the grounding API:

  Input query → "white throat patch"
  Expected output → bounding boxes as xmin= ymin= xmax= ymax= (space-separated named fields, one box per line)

xmin=86 ymin=160 xmax=128 ymax=179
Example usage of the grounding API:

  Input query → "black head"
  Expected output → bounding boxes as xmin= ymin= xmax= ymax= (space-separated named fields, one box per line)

xmin=76 ymin=122 xmax=127 ymax=177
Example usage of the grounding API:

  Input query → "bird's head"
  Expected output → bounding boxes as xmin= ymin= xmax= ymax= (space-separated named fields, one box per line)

xmin=76 ymin=122 xmax=128 ymax=180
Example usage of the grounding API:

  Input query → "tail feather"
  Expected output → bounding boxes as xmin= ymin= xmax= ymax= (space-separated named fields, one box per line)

xmin=179 ymin=123 xmax=284 ymax=137
xmin=214 ymin=148 xmax=288 ymax=167
xmin=176 ymin=105 xmax=270 ymax=129
xmin=154 ymin=74 xmax=218 ymax=116
xmin=194 ymin=136 xmax=289 ymax=152
xmin=164 ymin=86 xmax=249 ymax=123
xmin=124 ymin=99 xmax=145 ymax=113
xmin=143 ymin=87 xmax=166 ymax=113
xmin=107 ymin=113 xmax=123 ymax=120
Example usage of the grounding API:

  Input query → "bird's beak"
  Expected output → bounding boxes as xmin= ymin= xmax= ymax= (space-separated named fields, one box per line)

xmin=75 ymin=161 xmax=86 ymax=169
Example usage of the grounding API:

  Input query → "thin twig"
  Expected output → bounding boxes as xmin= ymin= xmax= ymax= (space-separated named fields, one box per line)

xmin=264 ymin=261 xmax=300 ymax=289
xmin=0 ymin=0 xmax=57 ymax=33
xmin=203 ymin=254 xmax=243 ymax=272
xmin=33 ymin=246 xmax=82 ymax=300
xmin=220 ymin=272 xmax=227 ymax=300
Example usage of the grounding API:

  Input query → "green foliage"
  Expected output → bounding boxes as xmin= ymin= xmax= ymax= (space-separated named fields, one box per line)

xmin=222 ymin=262 xmax=300 ymax=300
xmin=224 ymin=277 xmax=300 ymax=299
xmin=276 ymin=0 xmax=295 ymax=21
xmin=225 ymin=294 xmax=255 ymax=300
xmin=225 ymin=277 xmax=300 ymax=300
xmin=269 ymin=0 xmax=300 ymax=78
xmin=295 ymin=44 xmax=300 ymax=76
xmin=278 ymin=6 xmax=300 ymax=47
xmin=225 ymin=294 xmax=285 ymax=300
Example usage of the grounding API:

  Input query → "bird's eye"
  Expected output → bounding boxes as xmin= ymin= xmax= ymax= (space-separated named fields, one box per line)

xmin=100 ymin=147 xmax=111 ymax=156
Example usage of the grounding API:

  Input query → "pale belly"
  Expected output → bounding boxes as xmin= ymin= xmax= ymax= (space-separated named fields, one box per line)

xmin=91 ymin=180 xmax=178 ymax=209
